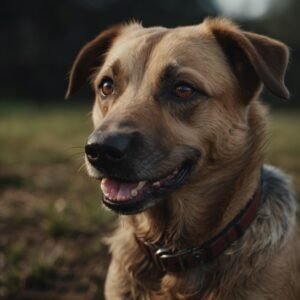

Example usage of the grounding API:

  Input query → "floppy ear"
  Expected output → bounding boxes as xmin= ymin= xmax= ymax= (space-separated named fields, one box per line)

xmin=207 ymin=19 xmax=289 ymax=102
xmin=65 ymin=25 xmax=121 ymax=99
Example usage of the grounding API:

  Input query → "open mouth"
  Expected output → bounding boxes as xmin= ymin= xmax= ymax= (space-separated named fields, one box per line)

xmin=99 ymin=161 xmax=194 ymax=214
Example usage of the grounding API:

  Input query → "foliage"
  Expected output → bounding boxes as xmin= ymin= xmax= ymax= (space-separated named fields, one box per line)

xmin=0 ymin=0 xmax=299 ymax=105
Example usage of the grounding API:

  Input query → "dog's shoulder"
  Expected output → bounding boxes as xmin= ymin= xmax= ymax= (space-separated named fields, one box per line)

xmin=239 ymin=164 xmax=297 ymax=254
xmin=258 ymin=164 xmax=298 ymax=251
xmin=262 ymin=164 xmax=296 ymax=212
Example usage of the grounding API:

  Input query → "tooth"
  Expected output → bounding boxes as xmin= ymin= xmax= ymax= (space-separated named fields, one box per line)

xmin=136 ymin=181 xmax=146 ymax=191
xmin=130 ymin=181 xmax=146 ymax=197
xmin=131 ymin=189 xmax=138 ymax=197
xmin=101 ymin=178 xmax=109 ymax=194
xmin=152 ymin=181 xmax=160 ymax=187
xmin=100 ymin=178 xmax=107 ymax=189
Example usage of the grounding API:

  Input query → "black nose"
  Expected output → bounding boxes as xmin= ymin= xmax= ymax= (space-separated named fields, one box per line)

xmin=85 ymin=132 xmax=134 ymax=166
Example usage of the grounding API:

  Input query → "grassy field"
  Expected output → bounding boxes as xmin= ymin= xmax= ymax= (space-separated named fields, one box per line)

xmin=0 ymin=101 xmax=299 ymax=300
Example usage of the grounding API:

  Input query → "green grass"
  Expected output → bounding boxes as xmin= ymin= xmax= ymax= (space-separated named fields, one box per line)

xmin=0 ymin=101 xmax=299 ymax=299
xmin=267 ymin=112 xmax=300 ymax=194
xmin=0 ymin=101 xmax=113 ymax=300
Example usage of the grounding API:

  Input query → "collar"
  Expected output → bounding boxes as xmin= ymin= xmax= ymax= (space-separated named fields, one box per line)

xmin=136 ymin=180 xmax=263 ymax=273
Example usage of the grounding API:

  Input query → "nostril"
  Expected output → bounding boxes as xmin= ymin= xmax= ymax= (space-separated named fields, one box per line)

xmin=85 ymin=144 xmax=99 ymax=161
xmin=101 ymin=133 xmax=131 ymax=161
xmin=104 ymin=146 xmax=125 ymax=161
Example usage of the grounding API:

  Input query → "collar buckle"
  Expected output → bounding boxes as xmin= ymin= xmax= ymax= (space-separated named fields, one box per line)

xmin=137 ymin=177 xmax=263 ymax=273
xmin=154 ymin=247 xmax=204 ymax=273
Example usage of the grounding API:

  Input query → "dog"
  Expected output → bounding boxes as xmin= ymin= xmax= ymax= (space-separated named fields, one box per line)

xmin=66 ymin=18 xmax=300 ymax=299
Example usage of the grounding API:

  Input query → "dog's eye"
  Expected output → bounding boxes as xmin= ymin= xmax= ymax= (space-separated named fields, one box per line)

xmin=100 ymin=77 xmax=114 ymax=97
xmin=174 ymin=83 xmax=195 ymax=98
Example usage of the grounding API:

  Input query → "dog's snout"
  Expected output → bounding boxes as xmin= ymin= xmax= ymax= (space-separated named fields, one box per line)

xmin=85 ymin=131 xmax=138 ymax=167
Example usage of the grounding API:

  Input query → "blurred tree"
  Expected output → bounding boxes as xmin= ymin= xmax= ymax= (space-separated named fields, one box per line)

xmin=0 ymin=0 xmax=216 ymax=100
xmin=0 ymin=0 xmax=299 ymax=105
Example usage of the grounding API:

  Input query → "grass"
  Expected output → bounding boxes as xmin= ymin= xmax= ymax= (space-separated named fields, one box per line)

xmin=267 ymin=112 xmax=300 ymax=194
xmin=0 ymin=101 xmax=299 ymax=299
xmin=0 ymin=101 xmax=113 ymax=300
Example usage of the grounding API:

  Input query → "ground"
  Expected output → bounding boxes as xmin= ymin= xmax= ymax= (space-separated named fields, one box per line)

xmin=0 ymin=101 xmax=299 ymax=300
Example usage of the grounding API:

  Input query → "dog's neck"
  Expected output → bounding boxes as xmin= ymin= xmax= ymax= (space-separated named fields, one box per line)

xmin=123 ymin=102 xmax=267 ymax=249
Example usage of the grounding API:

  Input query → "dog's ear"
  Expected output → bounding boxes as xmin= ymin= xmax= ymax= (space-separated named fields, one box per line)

xmin=65 ymin=25 xmax=121 ymax=99
xmin=207 ymin=19 xmax=289 ymax=102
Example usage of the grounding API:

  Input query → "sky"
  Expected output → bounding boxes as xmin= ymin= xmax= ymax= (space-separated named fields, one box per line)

xmin=213 ymin=0 xmax=290 ymax=20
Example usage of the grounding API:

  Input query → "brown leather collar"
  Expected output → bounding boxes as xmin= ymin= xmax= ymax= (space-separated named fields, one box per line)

xmin=136 ymin=182 xmax=263 ymax=273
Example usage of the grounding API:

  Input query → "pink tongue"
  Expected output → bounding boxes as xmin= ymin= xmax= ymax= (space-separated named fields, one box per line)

xmin=101 ymin=178 xmax=139 ymax=202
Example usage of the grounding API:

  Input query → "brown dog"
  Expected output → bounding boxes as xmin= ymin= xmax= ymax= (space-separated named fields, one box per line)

xmin=66 ymin=18 xmax=300 ymax=299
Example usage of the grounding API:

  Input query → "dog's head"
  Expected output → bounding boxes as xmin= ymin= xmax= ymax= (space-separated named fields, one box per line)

xmin=66 ymin=18 xmax=289 ymax=215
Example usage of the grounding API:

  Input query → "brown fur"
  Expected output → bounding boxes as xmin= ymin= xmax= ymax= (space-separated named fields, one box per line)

xmin=67 ymin=18 xmax=300 ymax=299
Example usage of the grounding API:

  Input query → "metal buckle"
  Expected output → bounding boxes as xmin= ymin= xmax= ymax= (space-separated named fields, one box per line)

xmin=155 ymin=248 xmax=185 ymax=272
xmin=154 ymin=247 xmax=203 ymax=272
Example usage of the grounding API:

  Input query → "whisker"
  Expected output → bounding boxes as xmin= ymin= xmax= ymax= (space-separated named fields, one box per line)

xmin=69 ymin=152 xmax=84 ymax=158
xmin=69 ymin=146 xmax=84 ymax=149
xmin=77 ymin=162 xmax=87 ymax=173
xmin=73 ymin=156 xmax=86 ymax=162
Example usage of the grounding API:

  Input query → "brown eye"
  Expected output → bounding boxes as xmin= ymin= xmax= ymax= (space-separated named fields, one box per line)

xmin=174 ymin=83 xmax=195 ymax=98
xmin=100 ymin=77 xmax=114 ymax=97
